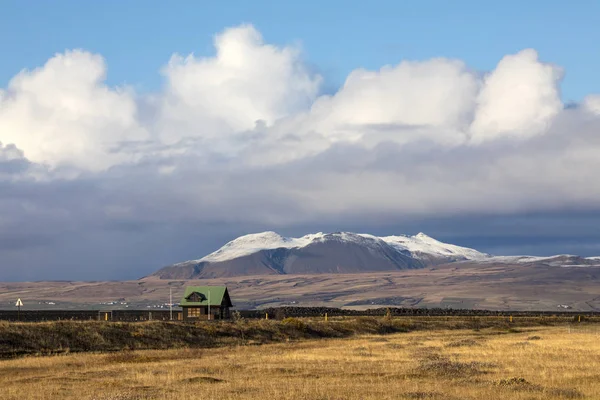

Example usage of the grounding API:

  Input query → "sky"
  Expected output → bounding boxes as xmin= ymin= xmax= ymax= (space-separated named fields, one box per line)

xmin=2 ymin=1 xmax=600 ymax=281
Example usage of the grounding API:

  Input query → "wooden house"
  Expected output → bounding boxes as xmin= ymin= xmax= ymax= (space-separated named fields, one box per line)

xmin=179 ymin=286 xmax=233 ymax=321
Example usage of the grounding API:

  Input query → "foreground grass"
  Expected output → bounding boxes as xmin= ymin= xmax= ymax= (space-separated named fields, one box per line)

xmin=0 ymin=316 xmax=593 ymax=358
xmin=1 ymin=325 xmax=599 ymax=399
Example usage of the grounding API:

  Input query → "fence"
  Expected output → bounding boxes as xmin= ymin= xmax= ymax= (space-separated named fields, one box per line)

xmin=0 ymin=309 xmax=183 ymax=322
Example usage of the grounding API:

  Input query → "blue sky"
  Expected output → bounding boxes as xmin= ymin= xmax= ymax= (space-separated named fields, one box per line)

xmin=2 ymin=1 xmax=600 ymax=281
xmin=2 ymin=0 xmax=599 ymax=102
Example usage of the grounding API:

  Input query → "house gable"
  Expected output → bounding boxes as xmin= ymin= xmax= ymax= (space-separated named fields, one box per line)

xmin=222 ymin=288 xmax=233 ymax=308
xmin=186 ymin=292 xmax=206 ymax=303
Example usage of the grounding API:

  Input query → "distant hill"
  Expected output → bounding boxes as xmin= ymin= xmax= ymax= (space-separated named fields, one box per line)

xmin=151 ymin=231 xmax=492 ymax=279
xmin=1 ymin=232 xmax=599 ymax=310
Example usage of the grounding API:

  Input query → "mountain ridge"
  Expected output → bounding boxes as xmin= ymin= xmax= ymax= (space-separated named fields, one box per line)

xmin=186 ymin=231 xmax=489 ymax=263
xmin=151 ymin=231 xmax=600 ymax=279
xmin=151 ymin=231 xmax=480 ymax=279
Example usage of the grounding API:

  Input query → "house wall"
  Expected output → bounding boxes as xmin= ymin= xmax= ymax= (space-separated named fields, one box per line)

xmin=182 ymin=305 xmax=231 ymax=321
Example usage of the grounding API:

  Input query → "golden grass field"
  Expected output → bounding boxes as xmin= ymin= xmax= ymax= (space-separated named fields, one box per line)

xmin=1 ymin=323 xmax=599 ymax=400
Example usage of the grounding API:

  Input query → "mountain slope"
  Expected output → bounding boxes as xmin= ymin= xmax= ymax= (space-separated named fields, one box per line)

xmin=151 ymin=231 xmax=490 ymax=279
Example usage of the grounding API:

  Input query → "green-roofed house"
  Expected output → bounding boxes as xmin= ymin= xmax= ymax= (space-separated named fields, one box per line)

xmin=179 ymin=286 xmax=233 ymax=321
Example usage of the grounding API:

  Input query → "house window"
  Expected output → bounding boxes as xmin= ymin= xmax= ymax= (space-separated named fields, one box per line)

xmin=188 ymin=307 xmax=201 ymax=317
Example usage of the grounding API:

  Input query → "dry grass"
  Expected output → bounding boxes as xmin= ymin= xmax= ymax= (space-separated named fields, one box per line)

xmin=4 ymin=316 xmax=583 ymax=358
xmin=1 ymin=324 xmax=600 ymax=399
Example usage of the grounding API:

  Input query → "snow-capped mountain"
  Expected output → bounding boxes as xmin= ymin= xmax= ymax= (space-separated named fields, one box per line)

xmin=151 ymin=231 xmax=491 ymax=279
xmin=199 ymin=231 xmax=489 ymax=264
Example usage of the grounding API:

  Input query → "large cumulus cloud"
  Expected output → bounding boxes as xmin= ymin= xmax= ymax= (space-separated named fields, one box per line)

xmin=2 ymin=24 xmax=600 ymax=279
xmin=159 ymin=24 xmax=322 ymax=144
xmin=0 ymin=51 xmax=147 ymax=171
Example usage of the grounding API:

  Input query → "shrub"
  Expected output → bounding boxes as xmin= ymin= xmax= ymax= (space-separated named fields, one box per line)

xmin=231 ymin=310 xmax=243 ymax=321
xmin=281 ymin=317 xmax=306 ymax=331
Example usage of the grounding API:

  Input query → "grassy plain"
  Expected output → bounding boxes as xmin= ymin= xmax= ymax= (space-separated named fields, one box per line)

xmin=1 ymin=322 xmax=599 ymax=399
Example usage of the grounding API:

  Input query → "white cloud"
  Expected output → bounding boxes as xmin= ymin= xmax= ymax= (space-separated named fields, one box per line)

xmin=158 ymin=24 xmax=322 ymax=144
xmin=308 ymin=58 xmax=479 ymax=144
xmin=470 ymin=49 xmax=563 ymax=142
xmin=0 ymin=50 xmax=147 ymax=171
xmin=582 ymin=94 xmax=600 ymax=114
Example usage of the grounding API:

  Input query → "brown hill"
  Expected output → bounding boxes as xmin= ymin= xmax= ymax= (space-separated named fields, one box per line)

xmin=2 ymin=261 xmax=600 ymax=311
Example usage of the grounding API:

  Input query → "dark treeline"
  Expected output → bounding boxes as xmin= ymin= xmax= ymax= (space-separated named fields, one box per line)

xmin=0 ymin=307 xmax=597 ymax=322
xmin=240 ymin=306 xmax=600 ymax=319
xmin=0 ymin=310 xmax=172 ymax=322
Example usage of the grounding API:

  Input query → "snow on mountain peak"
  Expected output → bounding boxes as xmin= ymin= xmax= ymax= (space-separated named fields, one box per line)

xmin=379 ymin=233 xmax=489 ymax=261
xmin=198 ymin=231 xmax=489 ymax=263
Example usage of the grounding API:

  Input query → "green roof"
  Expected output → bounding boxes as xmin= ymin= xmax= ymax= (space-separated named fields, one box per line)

xmin=179 ymin=286 xmax=232 ymax=307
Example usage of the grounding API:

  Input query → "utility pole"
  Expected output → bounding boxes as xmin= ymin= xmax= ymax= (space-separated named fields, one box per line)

xmin=208 ymin=289 xmax=211 ymax=321
xmin=169 ymin=287 xmax=173 ymax=321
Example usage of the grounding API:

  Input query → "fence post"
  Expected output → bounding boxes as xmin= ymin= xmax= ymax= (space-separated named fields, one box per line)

xmin=265 ymin=313 xmax=268 ymax=320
